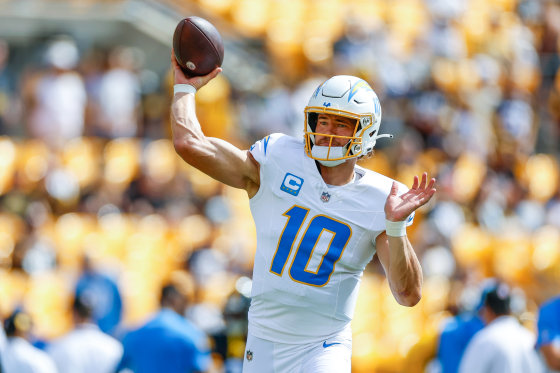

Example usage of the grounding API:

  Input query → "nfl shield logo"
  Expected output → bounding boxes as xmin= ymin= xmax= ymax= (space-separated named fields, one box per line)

xmin=246 ymin=350 xmax=253 ymax=361
xmin=321 ymin=191 xmax=331 ymax=203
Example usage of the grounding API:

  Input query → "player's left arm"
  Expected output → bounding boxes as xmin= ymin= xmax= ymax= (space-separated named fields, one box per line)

xmin=376 ymin=173 xmax=436 ymax=307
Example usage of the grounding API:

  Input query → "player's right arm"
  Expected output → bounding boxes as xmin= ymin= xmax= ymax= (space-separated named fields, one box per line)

xmin=170 ymin=52 xmax=260 ymax=197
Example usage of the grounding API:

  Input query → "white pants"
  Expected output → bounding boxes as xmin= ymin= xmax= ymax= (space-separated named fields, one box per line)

xmin=242 ymin=330 xmax=352 ymax=373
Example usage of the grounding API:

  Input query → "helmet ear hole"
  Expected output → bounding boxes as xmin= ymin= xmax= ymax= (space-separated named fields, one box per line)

xmin=369 ymin=129 xmax=377 ymax=138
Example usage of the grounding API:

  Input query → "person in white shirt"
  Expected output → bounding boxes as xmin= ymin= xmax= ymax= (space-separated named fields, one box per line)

xmin=25 ymin=38 xmax=87 ymax=149
xmin=0 ymin=319 xmax=6 ymax=361
xmin=96 ymin=46 xmax=141 ymax=138
xmin=1 ymin=310 xmax=57 ymax=373
xmin=170 ymin=53 xmax=436 ymax=372
xmin=47 ymin=294 xmax=123 ymax=373
xmin=459 ymin=282 xmax=544 ymax=373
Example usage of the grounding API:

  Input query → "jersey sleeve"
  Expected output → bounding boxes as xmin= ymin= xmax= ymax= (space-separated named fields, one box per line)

xmin=249 ymin=133 xmax=285 ymax=166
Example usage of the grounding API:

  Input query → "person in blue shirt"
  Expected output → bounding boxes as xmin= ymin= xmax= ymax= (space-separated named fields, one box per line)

xmin=116 ymin=281 xmax=210 ymax=373
xmin=437 ymin=311 xmax=484 ymax=373
xmin=435 ymin=280 xmax=504 ymax=373
xmin=75 ymin=255 xmax=122 ymax=335
xmin=536 ymin=295 xmax=560 ymax=372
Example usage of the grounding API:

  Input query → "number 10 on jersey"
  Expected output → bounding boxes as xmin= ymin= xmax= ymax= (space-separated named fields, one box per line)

xmin=269 ymin=205 xmax=352 ymax=287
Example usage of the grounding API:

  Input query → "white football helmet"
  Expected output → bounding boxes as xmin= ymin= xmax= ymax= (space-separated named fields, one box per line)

xmin=304 ymin=75 xmax=391 ymax=166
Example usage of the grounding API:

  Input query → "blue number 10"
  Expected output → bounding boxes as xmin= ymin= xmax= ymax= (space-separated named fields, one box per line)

xmin=270 ymin=205 xmax=352 ymax=287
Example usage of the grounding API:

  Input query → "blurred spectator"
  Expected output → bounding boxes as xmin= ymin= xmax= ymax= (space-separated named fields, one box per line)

xmin=94 ymin=46 xmax=141 ymax=138
xmin=0 ymin=39 xmax=19 ymax=135
xmin=0 ymin=322 xmax=6 ymax=358
xmin=46 ymin=293 xmax=123 ymax=373
xmin=75 ymin=254 xmax=122 ymax=335
xmin=0 ymin=39 xmax=9 ymax=128
xmin=435 ymin=280 xmax=509 ymax=373
xmin=1 ymin=310 xmax=57 ymax=373
xmin=23 ymin=36 xmax=86 ymax=148
xmin=436 ymin=311 xmax=484 ymax=373
xmin=0 ymin=317 xmax=5 ymax=372
xmin=458 ymin=281 xmax=543 ymax=373
xmin=222 ymin=289 xmax=251 ymax=373
xmin=536 ymin=295 xmax=560 ymax=372
xmin=117 ymin=279 xmax=211 ymax=373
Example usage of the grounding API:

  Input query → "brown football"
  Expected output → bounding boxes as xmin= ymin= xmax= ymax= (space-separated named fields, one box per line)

xmin=173 ymin=16 xmax=224 ymax=77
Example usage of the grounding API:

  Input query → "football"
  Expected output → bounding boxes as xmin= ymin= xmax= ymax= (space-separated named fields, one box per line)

xmin=173 ymin=16 xmax=224 ymax=77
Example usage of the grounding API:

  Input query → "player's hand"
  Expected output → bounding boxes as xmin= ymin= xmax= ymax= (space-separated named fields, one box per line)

xmin=384 ymin=172 xmax=436 ymax=222
xmin=171 ymin=49 xmax=222 ymax=90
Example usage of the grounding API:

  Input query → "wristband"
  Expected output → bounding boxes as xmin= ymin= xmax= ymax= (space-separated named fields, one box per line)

xmin=385 ymin=219 xmax=407 ymax=237
xmin=174 ymin=84 xmax=197 ymax=95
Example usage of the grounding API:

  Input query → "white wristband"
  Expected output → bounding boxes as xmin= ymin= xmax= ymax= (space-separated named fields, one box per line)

xmin=174 ymin=84 xmax=197 ymax=95
xmin=385 ymin=219 xmax=407 ymax=237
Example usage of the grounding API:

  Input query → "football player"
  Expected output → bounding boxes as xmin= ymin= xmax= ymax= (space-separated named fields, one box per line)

xmin=170 ymin=52 xmax=436 ymax=373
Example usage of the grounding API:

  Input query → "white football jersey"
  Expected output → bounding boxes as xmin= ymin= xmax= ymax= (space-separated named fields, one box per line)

xmin=248 ymin=133 xmax=413 ymax=344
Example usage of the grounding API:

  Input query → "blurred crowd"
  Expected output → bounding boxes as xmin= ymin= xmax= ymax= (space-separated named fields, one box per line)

xmin=0 ymin=0 xmax=559 ymax=372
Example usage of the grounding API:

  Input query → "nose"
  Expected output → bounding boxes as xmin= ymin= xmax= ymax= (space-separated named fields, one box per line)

xmin=315 ymin=134 xmax=333 ymax=146
xmin=324 ymin=125 xmax=336 ymax=135
xmin=317 ymin=122 xmax=335 ymax=135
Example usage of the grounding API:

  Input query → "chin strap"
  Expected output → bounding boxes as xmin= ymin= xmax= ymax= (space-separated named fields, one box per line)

xmin=311 ymin=145 xmax=347 ymax=167
xmin=317 ymin=159 xmax=346 ymax=167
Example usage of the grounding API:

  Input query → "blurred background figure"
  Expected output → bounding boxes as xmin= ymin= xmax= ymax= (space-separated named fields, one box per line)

xmin=22 ymin=36 xmax=86 ymax=148
xmin=0 ymin=38 xmax=19 ymax=136
xmin=93 ymin=46 xmax=142 ymax=138
xmin=436 ymin=303 xmax=484 ymax=373
xmin=0 ymin=320 xmax=6 ymax=365
xmin=1 ymin=310 xmax=57 ymax=373
xmin=117 ymin=276 xmax=211 ymax=373
xmin=75 ymin=253 xmax=123 ymax=336
xmin=46 ymin=293 xmax=123 ymax=373
xmin=458 ymin=281 xmax=543 ymax=373
xmin=222 ymin=288 xmax=251 ymax=373
xmin=434 ymin=279 xmax=516 ymax=373
xmin=536 ymin=295 xmax=560 ymax=372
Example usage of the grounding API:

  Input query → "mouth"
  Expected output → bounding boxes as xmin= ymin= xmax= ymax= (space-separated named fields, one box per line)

xmin=316 ymin=140 xmax=348 ymax=148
